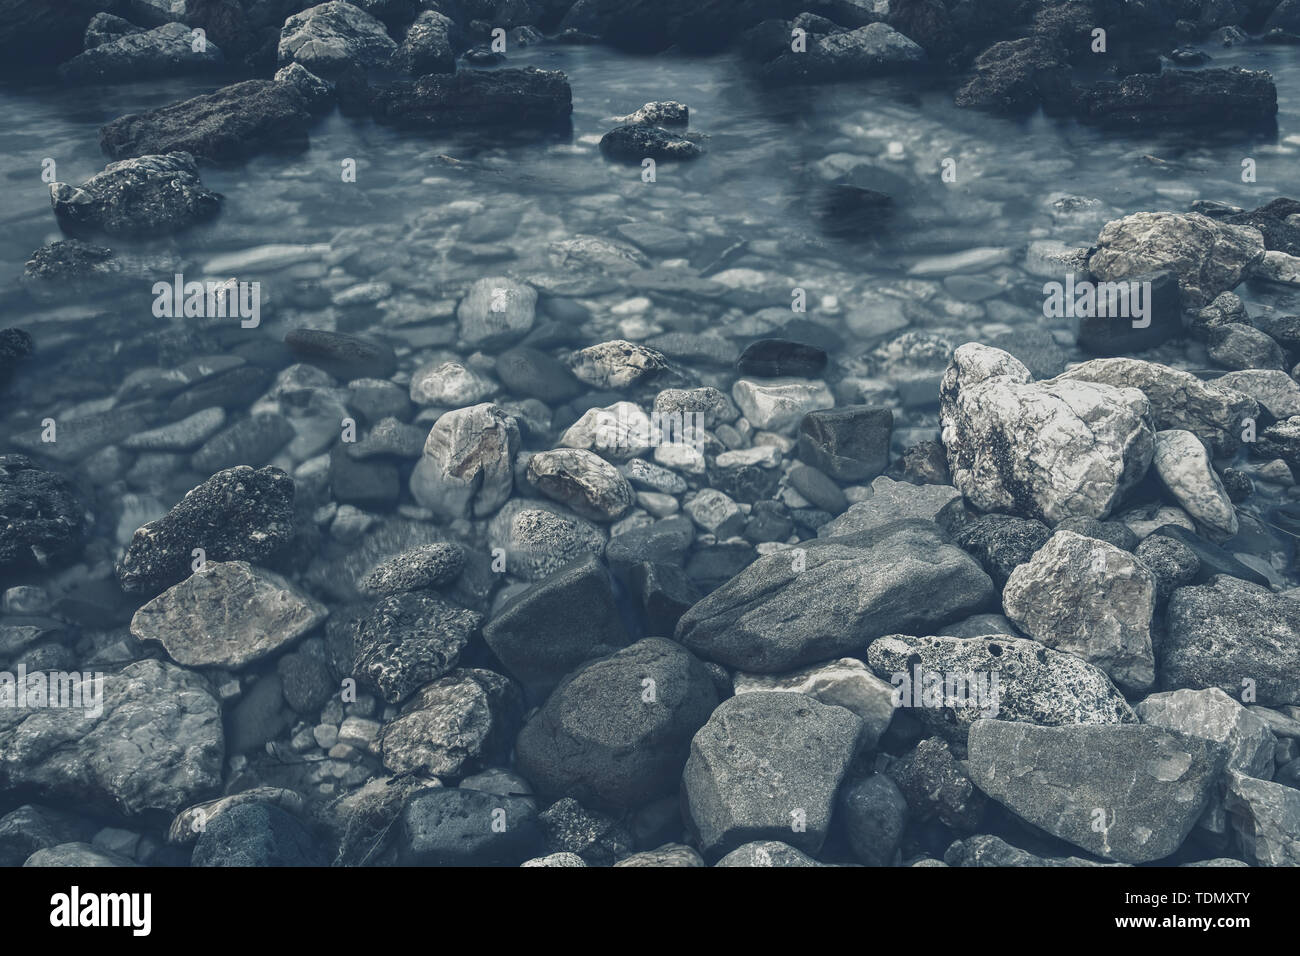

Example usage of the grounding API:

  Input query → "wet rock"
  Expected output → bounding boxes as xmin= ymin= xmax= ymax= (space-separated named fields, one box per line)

xmin=357 ymin=542 xmax=464 ymax=595
xmin=941 ymin=344 xmax=1155 ymax=524
xmin=1151 ymin=430 xmax=1237 ymax=536
xmin=737 ymin=339 xmax=827 ymax=379
xmin=0 ymin=456 xmax=86 ymax=575
xmin=868 ymin=633 xmax=1135 ymax=748
xmin=567 ymin=339 xmax=667 ymax=389
xmin=409 ymin=403 xmax=519 ymax=519
xmin=487 ymin=501 xmax=605 ymax=581
xmin=494 ymin=347 xmax=581 ymax=403
xmin=483 ymin=555 xmax=627 ymax=691
xmin=676 ymin=519 xmax=994 ymax=672
xmin=836 ymin=772 xmax=906 ymax=867
xmin=367 ymin=66 xmax=573 ymax=128
xmin=409 ymin=361 xmax=495 ymax=407
xmin=50 ymin=151 xmax=220 ymax=238
xmin=59 ymin=22 xmax=223 ymax=83
xmin=284 ymin=328 xmax=396 ymax=380
xmin=192 ymin=802 xmax=324 ymax=866
xmin=116 ymin=465 xmax=295 ymax=597
xmin=0 ymin=659 xmax=223 ymax=816
xmin=887 ymin=736 xmax=986 ymax=831
xmin=732 ymin=657 xmax=895 ymax=748
xmin=955 ymin=37 xmax=1071 ymax=113
xmin=682 ymin=692 xmax=863 ymax=857
xmin=732 ymin=378 xmax=834 ymax=433
xmin=278 ymin=1 xmax=396 ymax=77
xmin=600 ymin=125 xmax=702 ymax=161
xmin=714 ymin=840 xmax=828 ymax=867
xmin=84 ymin=14 xmax=145 ymax=50
xmin=967 ymin=720 xmax=1226 ymax=863
xmin=1003 ymin=530 xmax=1156 ymax=692
xmin=1075 ymin=67 xmax=1278 ymax=130
xmin=1086 ymin=211 xmax=1265 ymax=309
xmin=396 ymin=787 xmax=542 ymax=865
xmin=951 ymin=514 xmax=1050 ymax=587
xmin=458 ymin=277 xmax=537 ymax=350
xmin=759 ymin=21 xmax=925 ymax=84
xmin=527 ymin=448 xmax=634 ymax=522
xmin=1149 ymin=524 xmax=1267 ymax=586
xmin=100 ymin=78 xmax=314 ymax=161
xmin=617 ymin=100 xmax=688 ymax=125
xmin=515 ymin=637 xmax=717 ymax=807
xmin=379 ymin=668 xmax=523 ymax=778
xmin=1074 ymin=268 xmax=1184 ymax=356
xmin=131 ymin=561 xmax=326 ymax=669
xmin=0 ymin=806 xmax=96 ymax=867
xmin=274 ymin=62 xmax=334 ymax=113
xmin=190 ymin=412 xmax=294 ymax=473
xmin=537 ymin=798 xmax=633 ymax=866
xmin=1164 ymin=575 xmax=1300 ymax=706
xmin=798 ymin=406 xmax=891 ymax=482
xmin=1056 ymin=357 xmax=1258 ymax=457
xmin=1214 ymin=369 xmax=1300 ymax=419
xmin=391 ymin=9 xmax=459 ymax=74
xmin=352 ymin=591 xmax=482 ymax=704
xmin=1208 ymin=322 xmax=1286 ymax=371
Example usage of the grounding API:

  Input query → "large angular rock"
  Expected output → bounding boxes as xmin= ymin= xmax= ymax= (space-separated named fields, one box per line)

xmin=966 ymin=720 xmax=1226 ymax=863
xmin=409 ymin=403 xmax=518 ymax=520
xmin=682 ymin=692 xmax=863 ymax=858
xmin=0 ymin=660 xmax=223 ymax=817
xmin=482 ymin=556 xmax=628 ymax=692
xmin=1075 ymin=67 xmax=1278 ymax=132
xmin=368 ymin=67 xmax=573 ymax=128
xmin=1086 ymin=211 xmax=1265 ymax=308
xmin=818 ymin=476 xmax=959 ymax=538
xmin=1056 ymin=357 xmax=1258 ymax=457
xmin=278 ymin=1 xmax=396 ymax=76
xmin=391 ymin=10 xmax=459 ymax=75
xmin=1224 ymin=771 xmax=1300 ymax=866
xmin=116 ymin=465 xmax=295 ymax=597
xmin=99 ymin=79 xmax=315 ymax=161
xmin=675 ymin=520 xmax=994 ymax=672
xmin=1003 ymin=531 xmax=1156 ymax=691
xmin=940 ymin=344 xmax=1154 ymax=524
xmin=58 ymin=22 xmax=223 ymax=83
xmin=379 ymin=669 xmax=523 ymax=778
xmin=352 ymin=592 xmax=482 ymax=704
xmin=868 ymin=633 xmax=1135 ymax=749
xmin=1164 ymin=576 xmax=1300 ymax=706
xmin=1151 ymin=430 xmax=1237 ymax=536
xmin=514 ymin=638 xmax=718 ymax=807
xmin=131 ymin=561 xmax=327 ymax=669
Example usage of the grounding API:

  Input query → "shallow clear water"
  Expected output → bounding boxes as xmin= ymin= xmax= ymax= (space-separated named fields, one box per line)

xmin=3 ymin=38 xmax=1300 ymax=580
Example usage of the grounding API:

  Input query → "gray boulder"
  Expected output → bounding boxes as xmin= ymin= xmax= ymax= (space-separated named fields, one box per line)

xmin=278 ymin=1 xmax=396 ymax=76
xmin=58 ymin=22 xmax=223 ymax=83
xmin=409 ymin=403 xmax=519 ymax=520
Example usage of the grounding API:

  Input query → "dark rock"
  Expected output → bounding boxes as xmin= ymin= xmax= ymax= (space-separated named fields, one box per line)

xmin=0 ymin=806 xmax=96 ymax=868
xmin=626 ymin=562 xmax=700 ymax=635
xmin=956 ymin=37 xmax=1071 ymax=114
xmin=1134 ymin=534 xmax=1200 ymax=604
xmin=675 ymin=520 xmax=994 ymax=672
xmin=0 ymin=328 xmax=34 ymax=385
xmin=116 ymin=465 xmax=295 ymax=596
xmin=1150 ymin=524 xmax=1268 ymax=586
xmin=494 ymin=347 xmax=581 ymax=402
xmin=537 ymin=798 xmax=633 ymax=866
xmin=277 ymin=649 xmax=334 ymax=713
xmin=758 ymin=21 xmax=925 ymax=84
xmin=966 ymin=720 xmax=1226 ymax=863
xmin=368 ymin=67 xmax=572 ymax=128
xmin=1164 ymin=575 xmax=1300 ymax=706
xmin=1074 ymin=67 xmax=1278 ymax=129
xmin=887 ymin=736 xmax=985 ymax=831
xmin=836 ymin=773 xmax=907 ymax=867
xmin=329 ymin=445 xmax=399 ymax=510
xmin=603 ymin=515 xmax=693 ymax=572
xmin=99 ymin=79 xmax=315 ymax=161
xmin=737 ymin=339 xmax=827 ymax=378
xmin=1208 ymin=322 xmax=1286 ymax=370
xmin=1075 ymin=269 xmax=1183 ymax=355
xmin=798 ymin=406 xmax=891 ymax=482
xmin=285 ymin=328 xmax=397 ymax=380
xmin=811 ymin=184 xmax=894 ymax=238
xmin=397 ymin=787 xmax=542 ymax=865
xmin=482 ymin=556 xmax=628 ymax=692
xmin=190 ymin=412 xmax=294 ymax=472
xmin=50 ymin=152 xmax=221 ymax=238
xmin=58 ymin=22 xmax=224 ymax=84
xmin=951 ymin=514 xmax=1050 ymax=588
xmin=743 ymin=500 xmax=793 ymax=543
xmin=83 ymin=14 xmax=145 ymax=50
xmin=682 ymin=691 xmax=864 ymax=857
xmin=1054 ymin=516 xmax=1138 ymax=552
xmin=353 ymin=591 xmax=482 ymax=704
xmin=600 ymin=124 xmax=702 ymax=162
xmin=192 ymin=802 xmax=324 ymax=866
xmin=0 ymin=456 xmax=86 ymax=575
xmin=787 ymin=463 xmax=847 ymax=514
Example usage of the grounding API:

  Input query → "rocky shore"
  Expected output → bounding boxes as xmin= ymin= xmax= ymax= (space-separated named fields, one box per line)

xmin=1 ymin=0 xmax=1300 ymax=869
